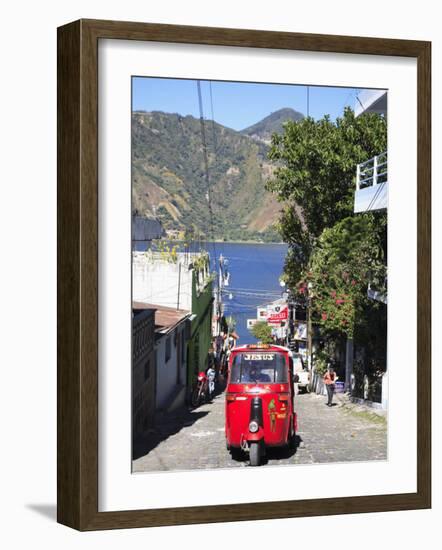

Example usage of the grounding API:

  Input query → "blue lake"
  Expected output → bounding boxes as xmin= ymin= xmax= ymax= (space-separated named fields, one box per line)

xmin=201 ymin=242 xmax=288 ymax=344
xmin=135 ymin=241 xmax=288 ymax=344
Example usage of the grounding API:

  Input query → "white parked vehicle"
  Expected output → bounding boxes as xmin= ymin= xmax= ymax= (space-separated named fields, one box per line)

xmin=291 ymin=352 xmax=311 ymax=392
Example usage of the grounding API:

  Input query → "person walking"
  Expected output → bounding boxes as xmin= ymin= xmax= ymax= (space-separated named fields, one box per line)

xmin=227 ymin=333 xmax=235 ymax=351
xmin=323 ymin=365 xmax=338 ymax=406
xmin=206 ymin=347 xmax=216 ymax=400
xmin=215 ymin=333 xmax=223 ymax=366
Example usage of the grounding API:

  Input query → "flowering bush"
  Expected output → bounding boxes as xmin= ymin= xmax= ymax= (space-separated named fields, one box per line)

xmin=307 ymin=214 xmax=386 ymax=338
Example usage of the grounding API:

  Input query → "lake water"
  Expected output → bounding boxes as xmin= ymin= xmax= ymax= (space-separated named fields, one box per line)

xmin=135 ymin=241 xmax=288 ymax=344
xmin=201 ymin=242 xmax=288 ymax=344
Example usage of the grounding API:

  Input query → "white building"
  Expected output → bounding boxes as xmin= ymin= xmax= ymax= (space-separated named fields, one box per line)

xmin=353 ymin=90 xmax=388 ymax=213
xmin=134 ymin=302 xmax=191 ymax=413
xmin=133 ymin=250 xmax=214 ymax=401
xmin=353 ymin=89 xmax=388 ymax=409
xmin=133 ymin=251 xmax=210 ymax=311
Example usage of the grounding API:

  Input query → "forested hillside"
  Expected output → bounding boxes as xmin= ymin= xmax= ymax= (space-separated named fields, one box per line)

xmin=132 ymin=109 xmax=300 ymax=242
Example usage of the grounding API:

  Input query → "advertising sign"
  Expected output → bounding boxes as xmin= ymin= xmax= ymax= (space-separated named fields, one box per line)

xmin=294 ymin=322 xmax=307 ymax=340
xmin=247 ymin=318 xmax=259 ymax=329
xmin=267 ymin=304 xmax=288 ymax=324
xmin=257 ymin=307 xmax=268 ymax=319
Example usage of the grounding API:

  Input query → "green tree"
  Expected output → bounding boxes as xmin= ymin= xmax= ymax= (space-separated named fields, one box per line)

xmin=266 ymin=107 xmax=387 ymax=284
xmin=250 ymin=321 xmax=273 ymax=345
xmin=306 ymin=213 xmax=387 ymax=338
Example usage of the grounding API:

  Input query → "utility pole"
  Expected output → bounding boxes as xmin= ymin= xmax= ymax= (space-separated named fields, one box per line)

xmin=344 ymin=337 xmax=354 ymax=392
xmin=176 ymin=261 xmax=181 ymax=310
xmin=216 ymin=254 xmax=224 ymax=336
xmin=291 ymin=295 xmax=296 ymax=349
xmin=307 ymin=282 xmax=313 ymax=370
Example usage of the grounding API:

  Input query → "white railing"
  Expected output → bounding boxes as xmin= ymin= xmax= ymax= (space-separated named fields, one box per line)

xmin=356 ymin=152 xmax=388 ymax=190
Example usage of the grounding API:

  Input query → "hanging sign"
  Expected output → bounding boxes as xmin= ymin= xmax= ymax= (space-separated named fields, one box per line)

xmin=267 ymin=304 xmax=288 ymax=324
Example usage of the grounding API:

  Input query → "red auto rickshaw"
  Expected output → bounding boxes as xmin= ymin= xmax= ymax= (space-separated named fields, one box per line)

xmin=225 ymin=344 xmax=297 ymax=466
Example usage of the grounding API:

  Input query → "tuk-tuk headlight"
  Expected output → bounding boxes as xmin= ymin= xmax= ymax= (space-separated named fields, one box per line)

xmin=249 ymin=420 xmax=259 ymax=433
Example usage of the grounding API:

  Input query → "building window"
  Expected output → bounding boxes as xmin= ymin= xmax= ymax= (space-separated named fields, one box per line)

xmin=165 ymin=336 xmax=171 ymax=363
xmin=144 ymin=360 xmax=150 ymax=381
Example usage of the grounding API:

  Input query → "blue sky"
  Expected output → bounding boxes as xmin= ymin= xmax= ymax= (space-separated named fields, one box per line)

xmin=132 ymin=77 xmax=369 ymax=130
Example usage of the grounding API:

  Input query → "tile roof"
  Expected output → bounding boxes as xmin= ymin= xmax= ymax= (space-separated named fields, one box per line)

xmin=133 ymin=301 xmax=190 ymax=333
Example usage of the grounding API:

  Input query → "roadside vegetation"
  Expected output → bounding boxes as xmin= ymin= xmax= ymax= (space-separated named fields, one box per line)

xmin=266 ymin=107 xmax=388 ymax=392
xmin=251 ymin=321 xmax=274 ymax=345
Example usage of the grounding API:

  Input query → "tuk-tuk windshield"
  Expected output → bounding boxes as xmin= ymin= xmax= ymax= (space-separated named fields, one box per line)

xmin=230 ymin=352 xmax=288 ymax=384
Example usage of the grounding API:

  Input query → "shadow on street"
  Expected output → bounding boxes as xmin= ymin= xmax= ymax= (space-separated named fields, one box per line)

xmin=133 ymin=406 xmax=210 ymax=460
xmin=133 ymin=378 xmax=226 ymax=462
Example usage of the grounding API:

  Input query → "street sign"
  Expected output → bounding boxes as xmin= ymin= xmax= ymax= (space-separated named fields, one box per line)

xmin=294 ymin=322 xmax=307 ymax=340
xmin=257 ymin=306 xmax=268 ymax=319
xmin=267 ymin=304 xmax=288 ymax=324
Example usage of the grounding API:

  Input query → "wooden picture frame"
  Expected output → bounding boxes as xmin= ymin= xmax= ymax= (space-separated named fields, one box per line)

xmin=57 ymin=19 xmax=431 ymax=531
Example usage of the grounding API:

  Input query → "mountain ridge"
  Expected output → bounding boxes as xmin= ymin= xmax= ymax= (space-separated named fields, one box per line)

xmin=241 ymin=107 xmax=304 ymax=142
xmin=132 ymin=108 xmax=302 ymax=242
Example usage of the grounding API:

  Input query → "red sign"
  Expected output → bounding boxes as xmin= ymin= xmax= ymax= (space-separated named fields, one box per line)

xmin=267 ymin=305 xmax=288 ymax=324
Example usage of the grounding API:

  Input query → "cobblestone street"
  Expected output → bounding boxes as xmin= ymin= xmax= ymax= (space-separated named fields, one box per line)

xmin=133 ymin=389 xmax=387 ymax=472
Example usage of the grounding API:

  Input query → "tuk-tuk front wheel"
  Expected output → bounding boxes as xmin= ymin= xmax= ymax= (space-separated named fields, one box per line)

xmin=289 ymin=418 xmax=297 ymax=449
xmin=249 ymin=442 xmax=261 ymax=466
xmin=289 ymin=429 xmax=297 ymax=449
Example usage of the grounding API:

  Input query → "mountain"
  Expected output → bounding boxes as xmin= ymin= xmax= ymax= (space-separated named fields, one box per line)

xmin=132 ymin=108 xmax=304 ymax=242
xmin=132 ymin=110 xmax=284 ymax=242
xmin=241 ymin=107 xmax=304 ymax=143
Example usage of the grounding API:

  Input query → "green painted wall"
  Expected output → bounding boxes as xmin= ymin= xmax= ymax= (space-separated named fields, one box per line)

xmin=186 ymin=265 xmax=214 ymax=396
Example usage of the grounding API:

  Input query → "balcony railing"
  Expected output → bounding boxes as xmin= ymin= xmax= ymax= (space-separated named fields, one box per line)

xmin=356 ymin=152 xmax=388 ymax=191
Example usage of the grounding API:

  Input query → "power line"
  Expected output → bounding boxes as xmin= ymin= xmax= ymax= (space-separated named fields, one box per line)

xmin=224 ymin=286 xmax=282 ymax=293
xmin=196 ymin=80 xmax=226 ymax=337
xmin=364 ymin=180 xmax=386 ymax=212
xmin=355 ymin=93 xmax=365 ymax=111
xmin=224 ymin=293 xmax=281 ymax=298
xmin=196 ymin=80 xmax=218 ymax=264
xmin=341 ymin=88 xmax=357 ymax=115
xmin=223 ymin=254 xmax=285 ymax=284
xmin=209 ymin=81 xmax=218 ymax=156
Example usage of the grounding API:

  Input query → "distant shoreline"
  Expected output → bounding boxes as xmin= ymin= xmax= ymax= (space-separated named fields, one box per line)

xmin=168 ymin=239 xmax=286 ymax=246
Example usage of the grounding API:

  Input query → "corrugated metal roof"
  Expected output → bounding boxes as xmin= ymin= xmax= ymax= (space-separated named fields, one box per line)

xmin=132 ymin=216 xmax=165 ymax=241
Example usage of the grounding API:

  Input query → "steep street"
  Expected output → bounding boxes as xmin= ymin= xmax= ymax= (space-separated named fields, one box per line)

xmin=133 ymin=390 xmax=387 ymax=472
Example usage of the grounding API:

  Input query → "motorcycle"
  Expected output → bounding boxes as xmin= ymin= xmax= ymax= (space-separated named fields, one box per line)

xmin=190 ymin=371 xmax=209 ymax=408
